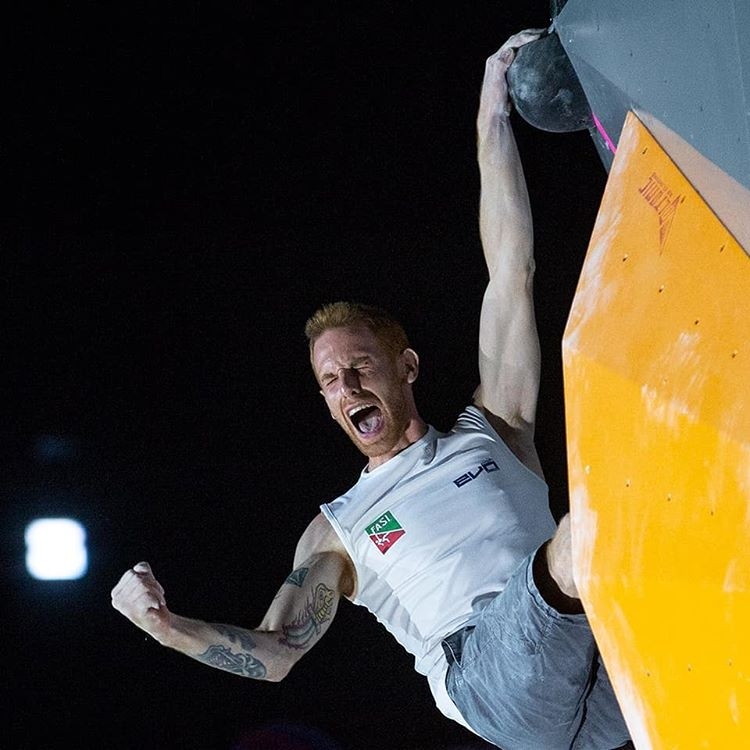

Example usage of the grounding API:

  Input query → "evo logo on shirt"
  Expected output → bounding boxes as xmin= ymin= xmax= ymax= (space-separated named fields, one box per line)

xmin=365 ymin=511 xmax=405 ymax=554
xmin=453 ymin=457 xmax=500 ymax=487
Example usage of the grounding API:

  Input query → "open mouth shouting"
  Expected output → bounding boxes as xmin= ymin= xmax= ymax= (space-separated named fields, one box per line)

xmin=347 ymin=402 xmax=384 ymax=437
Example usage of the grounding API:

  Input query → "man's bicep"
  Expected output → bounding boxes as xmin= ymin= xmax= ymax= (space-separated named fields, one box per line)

xmin=258 ymin=546 xmax=352 ymax=656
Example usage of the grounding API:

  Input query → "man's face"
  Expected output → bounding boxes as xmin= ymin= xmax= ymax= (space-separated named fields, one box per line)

xmin=311 ymin=325 xmax=416 ymax=460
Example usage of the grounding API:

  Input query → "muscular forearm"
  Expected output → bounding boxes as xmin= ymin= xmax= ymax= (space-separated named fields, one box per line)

xmin=138 ymin=559 xmax=341 ymax=683
xmin=478 ymin=112 xmax=534 ymax=278
xmin=112 ymin=524 xmax=350 ymax=685
xmin=475 ymin=34 xmax=539 ymax=278
xmin=161 ymin=579 xmax=337 ymax=683
xmin=160 ymin=616 xmax=284 ymax=681
xmin=112 ymin=562 xmax=307 ymax=682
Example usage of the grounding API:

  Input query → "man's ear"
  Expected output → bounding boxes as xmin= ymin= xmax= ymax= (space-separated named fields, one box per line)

xmin=401 ymin=348 xmax=420 ymax=384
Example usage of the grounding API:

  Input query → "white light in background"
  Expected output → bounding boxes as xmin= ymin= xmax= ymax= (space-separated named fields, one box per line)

xmin=25 ymin=518 xmax=88 ymax=580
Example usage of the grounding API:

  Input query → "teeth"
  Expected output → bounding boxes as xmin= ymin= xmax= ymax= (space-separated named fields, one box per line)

xmin=347 ymin=404 xmax=372 ymax=417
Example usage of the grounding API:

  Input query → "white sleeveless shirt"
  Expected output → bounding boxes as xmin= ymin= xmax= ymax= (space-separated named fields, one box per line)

xmin=320 ymin=406 xmax=556 ymax=727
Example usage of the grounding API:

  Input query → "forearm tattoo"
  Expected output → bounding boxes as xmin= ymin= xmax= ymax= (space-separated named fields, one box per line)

xmin=279 ymin=583 xmax=335 ymax=650
xmin=196 ymin=624 xmax=267 ymax=679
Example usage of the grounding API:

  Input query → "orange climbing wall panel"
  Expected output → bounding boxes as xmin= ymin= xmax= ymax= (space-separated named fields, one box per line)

xmin=562 ymin=112 xmax=750 ymax=749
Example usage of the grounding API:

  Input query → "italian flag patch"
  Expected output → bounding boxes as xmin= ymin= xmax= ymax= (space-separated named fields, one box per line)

xmin=365 ymin=511 xmax=405 ymax=554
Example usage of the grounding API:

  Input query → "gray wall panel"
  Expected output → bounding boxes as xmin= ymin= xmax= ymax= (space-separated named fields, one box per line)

xmin=556 ymin=0 xmax=750 ymax=190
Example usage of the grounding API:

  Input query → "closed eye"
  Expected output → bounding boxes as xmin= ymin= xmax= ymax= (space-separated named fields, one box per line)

xmin=320 ymin=374 xmax=338 ymax=389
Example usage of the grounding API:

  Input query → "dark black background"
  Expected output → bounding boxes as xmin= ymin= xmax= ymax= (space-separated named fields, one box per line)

xmin=4 ymin=2 xmax=606 ymax=748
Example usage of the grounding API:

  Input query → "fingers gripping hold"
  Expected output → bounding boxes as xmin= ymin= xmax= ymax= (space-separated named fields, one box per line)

xmin=480 ymin=29 xmax=547 ymax=121
xmin=490 ymin=28 xmax=547 ymax=76
xmin=501 ymin=28 xmax=548 ymax=53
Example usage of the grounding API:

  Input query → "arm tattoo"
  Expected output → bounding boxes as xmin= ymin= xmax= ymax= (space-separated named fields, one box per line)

xmin=285 ymin=567 xmax=309 ymax=587
xmin=279 ymin=583 xmax=335 ymax=650
xmin=273 ymin=567 xmax=310 ymax=600
xmin=196 ymin=624 xmax=267 ymax=679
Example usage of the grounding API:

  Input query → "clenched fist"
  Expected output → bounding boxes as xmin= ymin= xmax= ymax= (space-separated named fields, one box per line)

xmin=111 ymin=561 xmax=172 ymax=644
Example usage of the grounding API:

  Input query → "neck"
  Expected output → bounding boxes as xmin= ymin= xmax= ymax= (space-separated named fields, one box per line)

xmin=366 ymin=417 xmax=428 ymax=471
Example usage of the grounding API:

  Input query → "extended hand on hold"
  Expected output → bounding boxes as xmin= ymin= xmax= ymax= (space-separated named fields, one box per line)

xmin=478 ymin=28 xmax=546 ymax=127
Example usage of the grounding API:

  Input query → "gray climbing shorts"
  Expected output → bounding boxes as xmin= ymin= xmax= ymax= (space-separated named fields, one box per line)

xmin=443 ymin=549 xmax=631 ymax=750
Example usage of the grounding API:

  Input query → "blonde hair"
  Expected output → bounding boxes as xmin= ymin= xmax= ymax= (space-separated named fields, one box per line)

xmin=304 ymin=301 xmax=410 ymax=358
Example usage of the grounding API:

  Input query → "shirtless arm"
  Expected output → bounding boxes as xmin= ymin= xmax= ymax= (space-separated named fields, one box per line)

xmin=111 ymin=513 xmax=355 ymax=682
xmin=472 ymin=30 xmax=546 ymax=478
